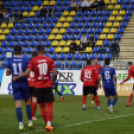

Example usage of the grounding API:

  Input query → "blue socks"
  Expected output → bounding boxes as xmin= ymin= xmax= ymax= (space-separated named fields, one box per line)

xmin=16 ymin=108 xmax=22 ymax=122
xmin=57 ymin=91 xmax=62 ymax=97
xmin=112 ymin=98 xmax=118 ymax=106
xmin=107 ymin=99 xmax=111 ymax=107
xmin=26 ymin=105 xmax=32 ymax=120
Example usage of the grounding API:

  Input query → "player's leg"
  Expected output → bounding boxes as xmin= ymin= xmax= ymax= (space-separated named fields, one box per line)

xmin=91 ymin=83 xmax=98 ymax=104
xmin=39 ymin=103 xmax=47 ymax=123
xmin=127 ymin=85 xmax=134 ymax=107
xmin=82 ymin=87 xmax=88 ymax=110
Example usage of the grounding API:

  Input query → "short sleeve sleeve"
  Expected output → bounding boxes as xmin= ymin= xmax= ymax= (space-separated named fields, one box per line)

xmin=50 ymin=59 xmax=56 ymax=70
xmin=27 ymin=59 xmax=33 ymax=70
xmin=7 ymin=59 xmax=11 ymax=70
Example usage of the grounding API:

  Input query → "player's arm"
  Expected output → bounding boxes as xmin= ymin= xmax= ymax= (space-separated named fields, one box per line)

xmin=59 ymin=72 xmax=68 ymax=80
xmin=80 ymin=70 xmax=83 ymax=82
xmin=114 ymin=75 xmax=117 ymax=89
xmin=51 ymin=68 xmax=57 ymax=84
xmin=120 ymin=70 xmax=131 ymax=84
xmin=6 ymin=70 xmax=12 ymax=76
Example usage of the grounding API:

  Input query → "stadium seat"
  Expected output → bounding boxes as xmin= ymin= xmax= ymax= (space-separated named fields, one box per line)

xmin=113 ymin=22 xmax=120 ymax=27
xmin=76 ymin=11 xmax=82 ymax=16
xmin=51 ymin=40 xmax=58 ymax=46
xmin=66 ymin=40 xmax=72 ymax=46
xmin=103 ymin=40 xmax=110 ymax=46
xmin=123 ymin=16 xmax=130 ymax=21
xmin=23 ymin=12 xmax=28 ymax=17
xmin=102 ymin=28 xmax=109 ymax=33
xmin=53 ymin=6 xmax=58 ymax=11
xmin=3 ymin=29 xmax=9 ymax=34
xmin=32 ymin=17 xmax=38 ymax=23
xmin=23 ymin=41 xmax=29 ymax=47
xmin=42 ymin=23 xmax=48 ymax=28
xmin=59 ymin=6 xmax=65 ymax=11
xmin=106 ymin=22 xmax=112 ymax=27
xmin=70 ymin=34 xmax=76 ymax=40
xmin=56 ymin=22 xmax=62 ymax=28
xmin=116 ymin=16 xmax=123 ymax=21
xmin=26 ymin=47 xmax=32 ymax=53
xmin=90 ymin=53 xmax=96 ymax=59
xmin=42 ymin=35 xmax=47 ymax=40
xmin=52 ymin=28 xmax=58 ymax=34
xmin=48 ymin=47 xmax=54 ymax=53
xmin=45 ymin=28 xmax=51 ymax=34
xmin=63 ymin=11 xmax=69 ymax=16
xmin=44 ymin=40 xmax=51 ymax=47
xmin=97 ymin=53 xmax=104 ymax=59
xmin=6 ymin=35 xmax=12 ymax=40
xmin=62 ymin=47 xmax=69 ymax=53
xmin=68 ymin=67 xmax=73 ymax=70
xmin=80 ymin=17 xmax=86 ymax=22
xmin=59 ymin=28 xmax=66 ymax=34
xmin=55 ymin=47 xmax=62 ymax=53
xmin=114 ymin=34 xmax=121 ymax=39
xmin=59 ymin=53 xmax=66 ymax=60
xmin=16 ymin=41 xmax=22 ymax=46
xmin=93 ymin=47 xmax=100 ymax=52
xmin=119 ymin=10 xmax=126 ymax=15
xmin=87 ymin=17 xmax=93 ymax=22
xmin=59 ymin=17 xmax=65 ymax=22
xmin=21 ymin=23 xmax=27 ymax=29
xmin=91 ymin=22 xmax=97 ymax=27
xmin=66 ymin=17 xmax=73 ymax=22
xmin=99 ymin=22 xmax=105 ymax=28
xmin=70 ymin=60 xmax=77 ymax=67
xmin=96 ymin=40 xmax=103 ymax=46
xmin=10 ymin=29 xmax=16 ymax=35
xmin=67 ymin=53 xmax=73 ymax=60
xmin=1 ymin=41 xmax=8 ymax=47
xmin=100 ymin=47 xmax=107 ymax=53
xmin=84 ymin=11 xmax=89 ymax=16
xmin=38 ymin=40 xmax=43 ymax=45
xmin=70 ymin=22 xmax=76 ymax=28
xmin=74 ymin=53 xmax=81 ymax=59
xmin=56 ymin=34 xmax=62 ymax=40
xmin=117 ymin=28 xmax=124 ymax=33
xmin=95 ymin=16 xmax=101 ymax=21
xmin=108 ymin=16 xmax=115 ymax=21
xmin=63 ymin=34 xmax=69 ymax=40
xmin=28 ymin=23 xmax=34 ymax=29
xmin=107 ymin=34 xmax=114 ymax=39
xmin=120 ymin=22 xmax=127 ymax=27
xmin=13 ymin=6 xmax=19 ymax=12
xmin=84 ymin=22 xmax=90 ymax=28
xmin=98 ymin=11 xmax=104 ymax=16
xmin=70 ymin=11 xmax=76 ymax=16
xmin=37 ymin=1 xmax=42 ymax=6
xmin=45 ymin=53 xmax=51 ymax=58
xmin=20 ymin=34 xmax=26 ymax=40
xmin=77 ymin=22 xmax=83 ymax=28
xmin=63 ymin=22 xmax=69 ymax=28
xmin=46 ymin=17 xmax=51 ymax=23
xmin=99 ymin=34 xmax=106 ymax=40
xmin=81 ymin=28 xmax=87 ymax=34
xmin=49 ymin=23 xmax=55 ymax=28
xmin=82 ymin=53 xmax=88 ymax=59
xmin=84 ymin=47 xmax=92 ymax=53
xmin=110 ymin=28 xmax=117 ymax=33
xmin=34 ymin=34 xmax=40 ymax=40
xmin=91 ymin=10 xmax=96 ymax=16
xmin=56 ymin=12 xmax=62 ymax=17
xmin=52 ymin=53 xmax=58 ymax=60
xmin=27 ymin=35 xmax=33 ymax=40
xmin=0 ymin=53 xmax=6 ymax=59
xmin=117 ymin=0 xmax=123 ymax=4
xmin=9 ymin=41 xmax=15 ymax=47
xmin=30 ymin=1 xmax=36 ymax=6
xmin=122 ymin=5 xmax=128 ymax=10
xmin=105 ymin=53 xmax=112 ymax=59
xmin=95 ymin=28 xmax=102 ymax=34
xmin=17 ymin=29 xmax=23 ymax=34
xmin=129 ymin=5 xmax=134 ymax=10
xmin=26 ymin=6 xmax=32 ymax=12
xmin=73 ymin=16 xmax=79 ymax=22
xmin=126 ymin=10 xmax=132 ymax=15
xmin=30 ymin=41 xmax=36 ymax=47
xmin=38 ymin=28 xmax=44 ymax=35
xmin=1 ymin=59 xmax=7 ymax=66
xmin=77 ymin=34 xmax=82 ymax=40
xmin=108 ymin=5 xmax=114 ymax=10
xmin=102 ymin=16 xmax=108 ymax=22
xmin=105 ymin=10 xmax=111 ymax=16
xmin=125 ymin=0 xmax=130 ymax=4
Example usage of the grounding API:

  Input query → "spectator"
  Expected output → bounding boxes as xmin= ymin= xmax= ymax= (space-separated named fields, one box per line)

xmin=80 ymin=34 xmax=87 ymax=50
xmin=17 ymin=11 xmax=23 ymax=23
xmin=0 ymin=1 xmax=5 ymax=10
xmin=110 ymin=40 xmax=120 ymax=62
xmin=11 ymin=12 xmax=17 ymax=23
xmin=0 ymin=11 xmax=3 ymax=25
xmin=88 ymin=34 xmax=95 ymax=49
xmin=85 ymin=0 xmax=92 ymax=9
xmin=78 ymin=42 xmax=84 ymax=51
xmin=39 ymin=6 xmax=47 ymax=18
xmin=48 ymin=6 xmax=53 ymax=18
xmin=70 ymin=40 xmax=77 ymax=53
xmin=2 ymin=11 xmax=9 ymax=24
xmin=71 ymin=0 xmax=77 ymax=11
xmin=93 ymin=0 xmax=100 ymax=10
xmin=99 ymin=0 xmax=105 ymax=10
xmin=79 ymin=0 xmax=86 ymax=13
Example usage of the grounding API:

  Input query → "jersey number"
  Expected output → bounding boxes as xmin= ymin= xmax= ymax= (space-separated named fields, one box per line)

xmin=84 ymin=71 xmax=92 ymax=78
xmin=12 ymin=63 xmax=22 ymax=75
xmin=38 ymin=63 xmax=48 ymax=75
xmin=105 ymin=71 xmax=110 ymax=80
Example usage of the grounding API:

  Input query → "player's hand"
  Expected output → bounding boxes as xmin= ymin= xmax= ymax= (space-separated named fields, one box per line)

xmin=98 ymin=83 xmax=101 ymax=89
xmin=120 ymin=82 xmax=123 ymax=85
xmin=13 ymin=76 xmax=17 ymax=81
xmin=64 ymin=77 xmax=68 ymax=81
xmin=51 ymin=81 xmax=55 ymax=87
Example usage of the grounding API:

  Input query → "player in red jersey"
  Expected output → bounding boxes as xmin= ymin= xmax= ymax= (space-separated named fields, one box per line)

xmin=13 ymin=45 xmax=57 ymax=132
xmin=120 ymin=62 xmax=134 ymax=107
xmin=80 ymin=59 xmax=101 ymax=110
xmin=28 ymin=52 xmax=38 ymax=120
xmin=91 ymin=58 xmax=102 ymax=104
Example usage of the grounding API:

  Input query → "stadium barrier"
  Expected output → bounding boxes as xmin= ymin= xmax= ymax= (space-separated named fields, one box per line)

xmin=0 ymin=70 xmax=133 ymax=96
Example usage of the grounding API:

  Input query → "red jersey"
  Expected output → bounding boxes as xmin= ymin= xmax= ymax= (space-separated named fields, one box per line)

xmin=80 ymin=65 xmax=98 ymax=87
xmin=28 ymin=71 xmax=35 ymax=87
xmin=92 ymin=64 xmax=102 ymax=77
xmin=123 ymin=65 xmax=134 ymax=83
xmin=27 ymin=56 xmax=56 ymax=88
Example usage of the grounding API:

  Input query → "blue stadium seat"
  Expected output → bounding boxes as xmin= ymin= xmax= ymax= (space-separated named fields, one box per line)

xmin=32 ymin=17 xmax=38 ymax=23
xmin=123 ymin=16 xmax=130 ymax=21
xmin=97 ymin=53 xmax=104 ymax=59
xmin=17 ymin=29 xmax=23 ymax=34
xmin=86 ymin=34 xmax=90 ymax=39
xmin=68 ymin=67 xmax=73 ymax=70
xmin=28 ymin=23 xmax=34 ymax=29
xmin=59 ymin=67 xmax=64 ymax=70
xmin=37 ymin=1 xmax=42 ymax=6
xmin=105 ymin=53 xmax=112 ymax=59
xmin=77 ymin=34 xmax=82 ymax=40
xmin=23 ymin=53 xmax=28 ymax=59
xmin=42 ymin=35 xmax=48 ymax=40
xmin=52 ymin=53 xmax=58 ymax=59
xmin=129 ymin=5 xmax=134 ymax=10
xmin=125 ymin=0 xmax=130 ymax=4
xmin=14 ymin=23 xmax=20 ymax=29
xmin=53 ymin=17 xmax=58 ymax=22
xmin=56 ymin=61 xmax=63 ymax=67
xmin=10 ymin=29 xmax=16 ymax=34
xmin=91 ymin=22 xmax=97 ymax=27
xmin=63 ymin=34 xmax=69 ymax=40
xmin=76 ymin=67 xmax=82 ymax=70
xmin=9 ymin=41 xmax=15 ymax=47
xmin=82 ymin=53 xmax=88 ymax=59
xmin=91 ymin=10 xmax=96 ymax=16
xmin=6 ymin=35 xmax=12 ymax=41
xmin=45 ymin=28 xmax=51 ymax=34
xmin=84 ymin=22 xmax=90 ymax=28
xmin=102 ymin=16 xmax=108 ymax=22
xmin=103 ymin=40 xmax=110 ymax=46
xmin=39 ymin=17 xmax=45 ymax=23
xmin=117 ymin=0 xmax=123 ymax=4
xmin=98 ymin=11 xmax=104 ymax=16
xmin=42 ymin=23 xmax=48 ymax=28
xmin=11 ymin=1 xmax=16 ymax=6
xmin=53 ymin=6 xmax=58 ymax=11
xmin=95 ymin=16 xmax=101 ymax=21
xmin=89 ymin=53 xmax=96 ymax=59
xmin=77 ymin=61 xmax=83 ymax=67
xmin=13 ymin=6 xmax=19 ymax=12
xmin=56 ymin=12 xmax=62 ymax=17
xmin=22 ymin=23 xmax=27 ymax=29
xmin=26 ymin=6 xmax=32 ymax=12
xmin=126 ymin=10 xmax=132 ymax=15
xmin=66 ymin=28 xmax=73 ymax=34
xmin=30 ymin=41 xmax=36 ymax=47
xmin=20 ymin=34 xmax=26 ymax=40
xmin=70 ymin=22 xmax=76 ymax=28
xmin=46 ymin=17 xmax=51 ymax=23
xmin=80 ymin=17 xmax=86 ymax=22
xmin=74 ymin=28 xmax=80 ymax=34
xmin=122 ymin=5 xmax=128 ymax=10
xmin=23 ymin=41 xmax=29 ymax=47
xmin=83 ymin=11 xmax=89 ymax=16
xmin=16 ymin=41 xmax=22 ymax=46
xmin=88 ymin=28 xmax=94 ymax=33
xmin=1 ymin=41 xmax=8 ymax=47
xmin=38 ymin=28 xmax=44 ymax=34
xmin=35 ymin=11 xmax=40 ymax=17
xmin=105 ymin=10 xmax=111 ymax=16
xmin=73 ymin=16 xmax=79 ymax=22
xmin=70 ymin=34 xmax=76 ymax=40
xmin=74 ymin=53 xmax=81 ymax=59
xmin=87 ymin=17 xmax=93 ymax=22
xmin=0 ymin=54 xmax=6 ymax=59
xmin=4 ymin=1 xmax=9 ymax=6
xmin=70 ymin=60 xmax=77 ymax=67
xmin=45 ymin=53 xmax=51 ymax=58
xmin=26 ymin=47 xmax=32 ymax=53
xmin=31 ymin=28 xmax=37 ymax=34
xmin=93 ymin=47 xmax=100 ymax=52
xmin=35 ymin=23 xmax=41 ymax=28
xmin=114 ymin=34 xmax=121 ymax=40
xmin=0 ymin=47 xmax=3 ymax=53
xmin=95 ymin=28 xmax=102 ymax=34
xmin=34 ymin=34 xmax=40 ymax=40
xmin=31 ymin=1 xmax=36 ymax=6
xmin=25 ymin=17 xmax=31 ymax=23
xmin=117 ymin=28 xmax=124 ymax=33
xmin=45 ymin=41 xmax=51 ymax=47
xmin=77 ymin=22 xmax=83 ymax=28
xmin=59 ymin=53 xmax=65 ymax=60
xmin=24 ymin=1 xmax=29 ymax=6
xmin=66 ymin=6 xmax=71 ymax=11
xmin=27 ymin=35 xmax=33 ymax=40
xmin=49 ymin=23 xmax=55 ymax=28
xmin=76 ymin=11 xmax=82 ymax=16
xmin=132 ymin=0 xmax=134 ymax=4
xmin=24 ymin=29 xmax=30 ymax=35
xmin=20 ymin=6 xmax=25 ymax=12
xmin=1 ymin=59 xmax=7 ymax=66
xmin=63 ymin=1 xmax=69 ymax=6
xmin=100 ymin=47 xmax=107 ymax=53
xmin=81 ymin=28 xmax=87 ymax=34
xmin=64 ymin=60 xmax=69 ymax=67
xmin=59 ymin=6 xmax=65 ymax=11
xmin=120 ymin=22 xmax=127 ymax=27
xmin=98 ymin=22 xmax=105 ymax=28
xmin=56 ymin=1 xmax=62 ymax=6
xmin=67 ymin=53 xmax=73 ymax=60
xmin=38 ymin=40 xmax=44 ymax=45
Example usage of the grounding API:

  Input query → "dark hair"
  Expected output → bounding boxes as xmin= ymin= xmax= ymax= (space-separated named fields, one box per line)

xmin=105 ymin=58 xmax=110 ymax=65
xmin=32 ymin=51 xmax=38 ymax=58
xmin=94 ymin=58 xmax=97 ymax=60
xmin=87 ymin=59 xmax=92 ymax=65
xmin=14 ymin=45 xmax=22 ymax=55
xmin=37 ymin=45 xmax=44 ymax=53
xmin=128 ymin=62 xmax=133 ymax=65
xmin=114 ymin=39 xmax=116 ymax=42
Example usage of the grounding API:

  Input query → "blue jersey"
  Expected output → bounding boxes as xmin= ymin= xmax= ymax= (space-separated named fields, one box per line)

xmin=100 ymin=66 xmax=116 ymax=89
xmin=50 ymin=70 xmax=59 ymax=83
xmin=7 ymin=57 xmax=29 ymax=83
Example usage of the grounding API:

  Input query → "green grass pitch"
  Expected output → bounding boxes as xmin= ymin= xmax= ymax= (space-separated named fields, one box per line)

xmin=0 ymin=95 xmax=134 ymax=134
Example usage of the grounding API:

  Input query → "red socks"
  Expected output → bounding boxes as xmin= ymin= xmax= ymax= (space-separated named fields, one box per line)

xmin=32 ymin=102 xmax=37 ymax=117
xmin=46 ymin=102 xmax=53 ymax=122
xmin=40 ymin=105 xmax=47 ymax=123
xmin=82 ymin=95 xmax=87 ymax=105
xmin=128 ymin=94 xmax=133 ymax=104
xmin=95 ymin=95 xmax=100 ymax=107
xmin=92 ymin=96 xmax=95 ymax=101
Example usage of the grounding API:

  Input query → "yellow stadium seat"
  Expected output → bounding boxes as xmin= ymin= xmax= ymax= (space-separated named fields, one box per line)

xmin=63 ymin=22 xmax=69 ymax=28
xmin=48 ymin=34 xmax=55 ymax=40
xmin=102 ymin=28 xmax=109 ymax=33
xmin=108 ymin=16 xmax=115 ymax=21
xmin=55 ymin=47 xmax=62 ymax=53
xmin=52 ymin=28 xmax=58 ymax=34
xmin=23 ymin=12 xmax=28 ymax=17
xmin=59 ymin=40 xmax=66 ymax=46
xmin=96 ymin=40 xmax=103 ymax=46
xmin=1 ymin=23 xmax=6 ymax=28
xmin=116 ymin=16 xmax=122 ymax=21
xmin=39 ymin=6 xmax=43 ymax=11
xmin=84 ymin=47 xmax=92 ymax=52
xmin=59 ymin=28 xmax=66 ymax=34
xmin=43 ymin=1 xmax=49 ymax=5
xmin=99 ymin=34 xmax=106 ymax=40
xmin=32 ymin=6 xmax=38 ymax=11
xmin=111 ymin=0 xmax=116 ymax=4
xmin=112 ymin=10 xmax=118 ymax=15
xmin=49 ymin=1 xmax=56 ymax=5
xmin=56 ymin=34 xmax=62 ymax=40
xmin=113 ymin=22 xmax=120 ymax=27
xmin=119 ymin=10 xmax=125 ymax=15
xmin=66 ymin=40 xmax=71 ymax=46
xmin=69 ymin=11 xmax=76 ymax=16
xmin=0 ymin=29 xmax=2 ymax=34
xmin=51 ymin=40 xmax=58 ymax=46
xmin=0 ymin=34 xmax=5 ymax=40
xmin=110 ymin=28 xmax=117 ymax=33
xmin=29 ymin=12 xmax=35 ymax=17
xmin=63 ymin=11 xmax=69 ymax=16
xmin=107 ymin=5 xmax=114 ymax=10
xmin=66 ymin=17 xmax=73 ymax=22
xmin=107 ymin=34 xmax=114 ymax=39
xmin=76 ymin=40 xmax=80 ymax=45
xmin=7 ymin=23 xmax=13 ymax=28
xmin=115 ymin=5 xmax=121 ymax=10
xmin=62 ymin=47 xmax=69 ymax=53
xmin=106 ymin=22 xmax=112 ymax=27
xmin=3 ymin=28 xmax=9 ymax=34
xmin=59 ymin=17 xmax=66 ymax=22
xmin=105 ymin=0 xmax=109 ymax=4
xmin=56 ymin=22 xmax=62 ymax=28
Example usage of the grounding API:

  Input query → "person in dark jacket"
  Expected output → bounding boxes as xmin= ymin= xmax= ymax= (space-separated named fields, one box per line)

xmin=0 ymin=11 xmax=3 ymax=26
xmin=0 ymin=1 xmax=5 ymax=10
xmin=99 ymin=0 xmax=105 ymax=10
xmin=48 ymin=6 xmax=53 ymax=18
xmin=39 ymin=6 xmax=47 ymax=18
xmin=16 ymin=11 xmax=23 ymax=23
xmin=88 ymin=34 xmax=95 ymax=50
xmin=70 ymin=40 xmax=77 ymax=53
xmin=110 ymin=40 xmax=120 ymax=62
xmin=93 ymin=0 xmax=100 ymax=10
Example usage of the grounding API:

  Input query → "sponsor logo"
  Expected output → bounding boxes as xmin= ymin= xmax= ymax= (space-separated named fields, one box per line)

xmin=58 ymin=72 xmax=74 ymax=82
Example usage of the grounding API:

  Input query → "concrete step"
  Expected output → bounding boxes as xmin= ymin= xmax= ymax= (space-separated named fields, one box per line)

xmin=120 ymin=52 xmax=134 ymax=56
xmin=122 ymin=33 xmax=134 ymax=37
xmin=120 ymin=46 xmax=134 ymax=50
xmin=119 ymin=39 xmax=134 ymax=44
xmin=125 ymin=27 xmax=134 ymax=31
xmin=128 ymin=20 xmax=134 ymax=25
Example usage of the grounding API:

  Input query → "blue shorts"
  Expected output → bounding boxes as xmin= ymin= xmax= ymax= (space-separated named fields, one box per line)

xmin=12 ymin=82 xmax=30 ymax=101
xmin=104 ymin=88 xmax=117 ymax=97
xmin=53 ymin=82 xmax=58 ymax=89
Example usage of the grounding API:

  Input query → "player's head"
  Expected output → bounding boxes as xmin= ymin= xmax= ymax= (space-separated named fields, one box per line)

xmin=105 ymin=58 xmax=110 ymax=65
xmin=32 ymin=51 xmax=38 ymax=59
xmin=114 ymin=39 xmax=116 ymax=43
xmin=93 ymin=58 xmax=98 ymax=65
xmin=14 ymin=45 xmax=22 ymax=55
xmin=87 ymin=59 xmax=92 ymax=65
xmin=128 ymin=62 xmax=133 ymax=69
xmin=37 ymin=45 xmax=44 ymax=55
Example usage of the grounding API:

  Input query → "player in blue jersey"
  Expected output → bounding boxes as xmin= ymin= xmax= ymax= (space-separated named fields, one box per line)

xmin=99 ymin=59 xmax=118 ymax=114
xmin=50 ymin=70 xmax=67 ymax=102
xmin=6 ymin=45 xmax=33 ymax=131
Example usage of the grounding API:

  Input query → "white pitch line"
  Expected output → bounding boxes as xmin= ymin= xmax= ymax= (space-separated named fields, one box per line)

xmin=21 ymin=114 xmax=134 ymax=134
